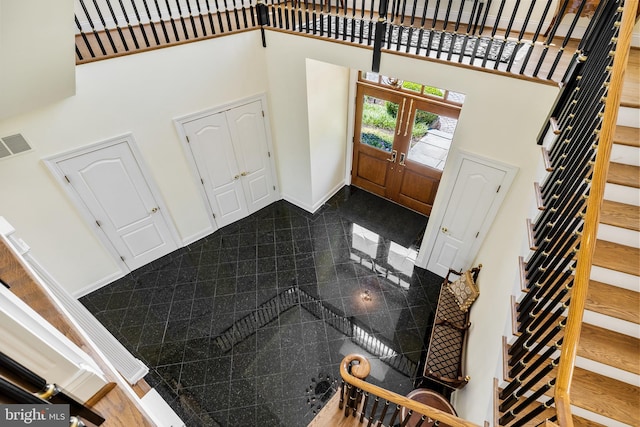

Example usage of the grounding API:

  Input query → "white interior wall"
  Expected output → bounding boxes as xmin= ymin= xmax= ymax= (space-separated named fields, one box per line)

xmin=306 ymin=58 xmax=350 ymax=210
xmin=0 ymin=0 xmax=75 ymax=120
xmin=0 ymin=32 xmax=268 ymax=296
xmin=263 ymin=32 xmax=372 ymax=211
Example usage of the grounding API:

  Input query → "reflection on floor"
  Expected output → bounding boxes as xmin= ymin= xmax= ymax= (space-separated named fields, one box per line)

xmin=80 ymin=186 xmax=444 ymax=426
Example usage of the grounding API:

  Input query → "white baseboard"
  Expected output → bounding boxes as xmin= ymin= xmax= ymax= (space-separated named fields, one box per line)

xmin=309 ymin=182 xmax=346 ymax=213
xmin=181 ymin=225 xmax=216 ymax=247
xmin=73 ymin=271 xmax=126 ymax=299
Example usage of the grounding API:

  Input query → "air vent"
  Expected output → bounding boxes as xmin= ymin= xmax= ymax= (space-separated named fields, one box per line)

xmin=0 ymin=143 xmax=10 ymax=159
xmin=0 ymin=134 xmax=31 ymax=158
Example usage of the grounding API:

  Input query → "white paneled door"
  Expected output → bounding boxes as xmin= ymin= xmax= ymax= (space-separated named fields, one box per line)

xmin=182 ymin=100 xmax=277 ymax=228
xmin=56 ymin=139 xmax=177 ymax=271
xmin=427 ymin=157 xmax=508 ymax=276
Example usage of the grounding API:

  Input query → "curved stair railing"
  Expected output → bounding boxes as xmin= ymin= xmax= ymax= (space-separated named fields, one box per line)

xmin=498 ymin=0 xmax=637 ymax=426
xmin=330 ymin=353 xmax=480 ymax=427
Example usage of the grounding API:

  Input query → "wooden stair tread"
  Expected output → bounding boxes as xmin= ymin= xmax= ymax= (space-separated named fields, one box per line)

xmin=571 ymin=367 xmax=639 ymax=426
xmin=586 ymin=280 xmax=640 ymax=324
xmin=601 ymin=199 xmax=640 ymax=231
xmin=621 ymin=48 xmax=640 ymax=108
xmin=593 ymin=239 xmax=640 ymax=276
xmin=607 ymin=162 xmax=640 ymax=188
xmin=613 ymin=125 xmax=640 ymax=148
xmin=308 ymin=393 xmax=360 ymax=427
xmin=579 ymin=323 xmax=640 ymax=375
xmin=510 ymin=405 xmax=606 ymax=427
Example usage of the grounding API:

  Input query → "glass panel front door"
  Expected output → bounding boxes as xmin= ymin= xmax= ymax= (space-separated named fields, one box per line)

xmin=407 ymin=108 xmax=458 ymax=171
xmin=360 ymin=95 xmax=398 ymax=153
xmin=352 ymin=82 xmax=461 ymax=216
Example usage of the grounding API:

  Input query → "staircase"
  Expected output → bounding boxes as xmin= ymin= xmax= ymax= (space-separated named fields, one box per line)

xmin=569 ymin=48 xmax=640 ymax=426
xmin=498 ymin=48 xmax=640 ymax=427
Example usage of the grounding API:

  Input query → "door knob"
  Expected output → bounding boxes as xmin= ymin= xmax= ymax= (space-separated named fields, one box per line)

xmin=441 ymin=227 xmax=449 ymax=234
xmin=399 ymin=152 xmax=406 ymax=166
xmin=234 ymin=175 xmax=240 ymax=180
xmin=151 ymin=207 xmax=159 ymax=213
xmin=241 ymin=171 xmax=248 ymax=176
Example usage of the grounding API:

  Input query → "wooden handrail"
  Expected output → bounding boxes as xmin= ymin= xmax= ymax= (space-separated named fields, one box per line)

xmin=553 ymin=1 xmax=638 ymax=426
xmin=339 ymin=354 xmax=480 ymax=427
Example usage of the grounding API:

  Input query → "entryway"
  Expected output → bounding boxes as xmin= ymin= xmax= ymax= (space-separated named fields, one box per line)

xmin=351 ymin=73 xmax=463 ymax=216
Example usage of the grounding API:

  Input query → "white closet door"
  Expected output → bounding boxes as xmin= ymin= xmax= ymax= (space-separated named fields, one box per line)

xmin=183 ymin=112 xmax=249 ymax=228
xmin=226 ymin=100 xmax=278 ymax=213
xmin=181 ymin=99 xmax=278 ymax=227
xmin=427 ymin=158 xmax=506 ymax=276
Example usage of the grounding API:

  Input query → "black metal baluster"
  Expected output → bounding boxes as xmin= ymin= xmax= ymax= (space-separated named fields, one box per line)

xmin=105 ymin=0 xmax=131 ymax=50
xmin=164 ymin=0 xmax=181 ymax=40
xmin=480 ymin=0 xmax=506 ymax=67
xmin=424 ymin=0 xmax=440 ymax=56
xmin=78 ymin=0 xmax=106 ymax=55
xmin=500 ymin=361 xmax=557 ymax=412
xmin=413 ymin=0 xmax=429 ymax=55
xmin=500 ymin=384 xmax=555 ymax=425
xmin=222 ymin=0 xmax=233 ymax=31
xmin=152 ymin=0 xmax=171 ymax=42
xmin=250 ymin=0 xmax=256 ymax=27
xmin=518 ymin=0 xmax=553 ymax=75
xmin=446 ymin=0 xmax=465 ymax=61
xmin=130 ymin=0 xmax=151 ymax=46
xmin=214 ymin=0 xmax=225 ymax=32
xmin=117 ymin=0 xmax=141 ymax=48
xmin=367 ymin=396 xmax=380 ymax=427
xmin=193 ymin=0 xmax=208 ymax=35
xmin=532 ymin=0 xmax=572 ymax=77
xmin=92 ymin=0 xmax=119 ymax=52
xmin=468 ymin=0 xmax=491 ymax=64
xmin=492 ymin=0 xmax=520 ymax=68
xmin=435 ymin=0 xmax=453 ymax=58
xmin=230 ymin=0 xmax=240 ymax=29
xmin=175 ymin=0 xmax=192 ymax=37
xmin=141 ymin=0 xmax=161 ymax=45
xmin=388 ymin=405 xmax=401 ymax=426
xmin=505 ymin=341 xmax=561 ymax=393
xmin=457 ymin=0 xmax=478 ymax=63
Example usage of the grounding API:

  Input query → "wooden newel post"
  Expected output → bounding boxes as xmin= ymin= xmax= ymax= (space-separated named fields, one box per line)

xmin=341 ymin=355 xmax=371 ymax=417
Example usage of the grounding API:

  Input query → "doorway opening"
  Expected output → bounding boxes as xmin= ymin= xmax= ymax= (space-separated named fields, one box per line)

xmin=351 ymin=72 xmax=465 ymax=216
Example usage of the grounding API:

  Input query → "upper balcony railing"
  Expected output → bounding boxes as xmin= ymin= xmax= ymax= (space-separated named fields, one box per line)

xmin=75 ymin=0 xmax=604 ymax=83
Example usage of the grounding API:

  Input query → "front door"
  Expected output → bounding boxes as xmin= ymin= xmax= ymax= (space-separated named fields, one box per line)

xmin=56 ymin=139 xmax=178 ymax=270
xmin=351 ymin=83 xmax=460 ymax=215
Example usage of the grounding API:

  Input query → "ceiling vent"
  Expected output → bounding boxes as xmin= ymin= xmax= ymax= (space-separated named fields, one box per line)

xmin=0 ymin=134 xmax=31 ymax=159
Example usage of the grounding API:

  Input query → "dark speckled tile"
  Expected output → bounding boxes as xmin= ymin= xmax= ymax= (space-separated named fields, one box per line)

xmin=80 ymin=186 xmax=443 ymax=427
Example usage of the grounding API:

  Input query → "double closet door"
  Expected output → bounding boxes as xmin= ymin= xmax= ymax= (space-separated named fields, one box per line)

xmin=182 ymin=100 xmax=277 ymax=228
xmin=351 ymin=84 xmax=460 ymax=216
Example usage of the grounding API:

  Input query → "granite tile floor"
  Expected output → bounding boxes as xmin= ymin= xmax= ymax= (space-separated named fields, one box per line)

xmin=80 ymin=186 xmax=445 ymax=426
